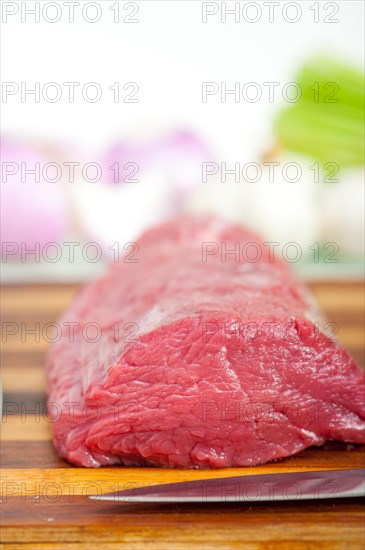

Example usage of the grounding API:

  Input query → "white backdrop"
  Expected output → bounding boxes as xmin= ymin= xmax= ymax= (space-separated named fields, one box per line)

xmin=2 ymin=1 xmax=363 ymax=158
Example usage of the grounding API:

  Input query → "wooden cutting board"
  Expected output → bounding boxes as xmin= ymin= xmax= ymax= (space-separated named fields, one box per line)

xmin=1 ymin=282 xmax=364 ymax=549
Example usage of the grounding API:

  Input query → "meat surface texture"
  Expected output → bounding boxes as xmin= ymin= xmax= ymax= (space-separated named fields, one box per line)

xmin=46 ymin=217 xmax=365 ymax=468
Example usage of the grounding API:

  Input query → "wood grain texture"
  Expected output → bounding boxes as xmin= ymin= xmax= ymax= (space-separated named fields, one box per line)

xmin=1 ymin=497 xmax=365 ymax=549
xmin=1 ymin=282 xmax=364 ymax=549
xmin=1 ymin=367 xmax=46 ymax=392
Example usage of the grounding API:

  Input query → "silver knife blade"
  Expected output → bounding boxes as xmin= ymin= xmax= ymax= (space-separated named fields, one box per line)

xmin=89 ymin=468 xmax=365 ymax=503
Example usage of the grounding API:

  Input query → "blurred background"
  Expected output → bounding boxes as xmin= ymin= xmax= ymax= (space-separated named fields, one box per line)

xmin=1 ymin=0 xmax=364 ymax=282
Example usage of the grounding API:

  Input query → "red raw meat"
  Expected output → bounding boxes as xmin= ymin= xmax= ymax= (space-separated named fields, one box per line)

xmin=46 ymin=217 xmax=365 ymax=468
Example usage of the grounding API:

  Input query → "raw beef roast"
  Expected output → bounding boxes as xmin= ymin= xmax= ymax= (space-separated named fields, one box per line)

xmin=46 ymin=217 xmax=365 ymax=468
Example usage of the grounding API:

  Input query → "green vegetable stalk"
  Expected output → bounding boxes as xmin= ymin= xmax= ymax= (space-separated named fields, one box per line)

xmin=274 ymin=56 xmax=365 ymax=172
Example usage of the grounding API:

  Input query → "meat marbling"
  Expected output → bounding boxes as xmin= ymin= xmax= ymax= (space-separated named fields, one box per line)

xmin=46 ymin=217 xmax=365 ymax=468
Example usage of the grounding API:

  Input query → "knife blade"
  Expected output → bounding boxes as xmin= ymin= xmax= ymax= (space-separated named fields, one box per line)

xmin=89 ymin=468 xmax=365 ymax=503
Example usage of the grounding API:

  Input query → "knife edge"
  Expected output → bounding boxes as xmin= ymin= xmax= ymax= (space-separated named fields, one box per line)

xmin=88 ymin=468 xmax=365 ymax=503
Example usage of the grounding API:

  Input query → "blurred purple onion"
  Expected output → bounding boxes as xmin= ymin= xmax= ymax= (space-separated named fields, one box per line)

xmin=1 ymin=137 xmax=70 ymax=259
xmin=72 ymin=130 xmax=214 ymax=256
xmin=102 ymin=129 xmax=213 ymax=201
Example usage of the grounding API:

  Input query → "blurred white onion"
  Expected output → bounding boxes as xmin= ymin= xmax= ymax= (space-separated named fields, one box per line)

xmin=186 ymin=156 xmax=321 ymax=252
xmin=322 ymin=169 xmax=364 ymax=257
xmin=71 ymin=130 xmax=213 ymax=254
